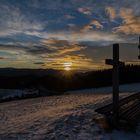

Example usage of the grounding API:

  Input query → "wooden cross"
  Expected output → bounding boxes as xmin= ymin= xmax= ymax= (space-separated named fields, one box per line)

xmin=105 ymin=44 xmax=125 ymax=125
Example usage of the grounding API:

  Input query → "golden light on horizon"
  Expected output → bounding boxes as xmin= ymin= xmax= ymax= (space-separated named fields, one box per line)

xmin=64 ymin=67 xmax=71 ymax=71
xmin=63 ymin=62 xmax=72 ymax=71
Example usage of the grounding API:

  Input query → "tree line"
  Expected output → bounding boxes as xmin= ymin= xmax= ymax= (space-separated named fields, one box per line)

xmin=0 ymin=65 xmax=139 ymax=93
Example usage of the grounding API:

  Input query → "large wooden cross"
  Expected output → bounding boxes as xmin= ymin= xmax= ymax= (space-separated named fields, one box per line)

xmin=105 ymin=44 xmax=125 ymax=124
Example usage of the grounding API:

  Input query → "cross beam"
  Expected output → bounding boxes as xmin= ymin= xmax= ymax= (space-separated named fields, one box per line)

xmin=105 ymin=44 xmax=124 ymax=125
xmin=105 ymin=59 xmax=124 ymax=67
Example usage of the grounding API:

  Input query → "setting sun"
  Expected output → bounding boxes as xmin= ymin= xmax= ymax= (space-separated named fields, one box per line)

xmin=64 ymin=67 xmax=71 ymax=71
xmin=63 ymin=62 xmax=72 ymax=71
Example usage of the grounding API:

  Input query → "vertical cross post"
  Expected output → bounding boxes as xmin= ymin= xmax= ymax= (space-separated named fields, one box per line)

xmin=105 ymin=44 xmax=124 ymax=126
xmin=112 ymin=44 xmax=119 ymax=124
xmin=138 ymin=36 xmax=140 ymax=59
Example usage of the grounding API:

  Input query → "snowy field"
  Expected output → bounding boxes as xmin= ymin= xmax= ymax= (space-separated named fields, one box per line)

xmin=66 ymin=83 xmax=140 ymax=94
xmin=0 ymin=89 xmax=39 ymax=100
xmin=0 ymin=83 xmax=140 ymax=140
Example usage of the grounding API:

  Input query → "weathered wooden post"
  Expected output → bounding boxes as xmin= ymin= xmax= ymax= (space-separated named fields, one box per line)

xmin=138 ymin=36 xmax=140 ymax=59
xmin=105 ymin=44 xmax=124 ymax=125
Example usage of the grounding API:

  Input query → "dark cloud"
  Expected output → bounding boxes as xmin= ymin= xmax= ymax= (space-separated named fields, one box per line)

xmin=27 ymin=45 xmax=53 ymax=55
xmin=0 ymin=39 xmax=87 ymax=56
xmin=33 ymin=62 xmax=45 ymax=65
xmin=0 ymin=57 xmax=5 ymax=59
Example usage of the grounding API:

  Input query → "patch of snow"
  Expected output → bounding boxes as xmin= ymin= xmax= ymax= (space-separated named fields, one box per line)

xmin=0 ymin=89 xmax=39 ymax=100
xmin=66 ymin=83 xmax=140 ymax=94
xmin=0 ymin=84 xmax=140 ymax=139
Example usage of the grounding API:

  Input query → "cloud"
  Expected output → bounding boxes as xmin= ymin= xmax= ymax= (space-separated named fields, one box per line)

xmin=0 ymin=39 xmax=87 ymax=57
xmin=113 ymin=8 xmax=140 ymax=34
xmin=41 ymin=39 xmax=87 ymax=55
xmin=0 ymin=39 xmax=96 ymax=70
xmin=0 ymin=57 xmax=5 ymax=59
xmin=106 ymin=6 xmax=117 ymax=21
xmin=33 ymin=62 xmax=45 ymax=65
xmin=78 ymin=7 xmax=92 ymax=15
xmin=0 ymin=4 xmax=44 ymax=37
xmin=80 ymin=20 xmax=103 ymax=32
xmin=65 ymin=15 xmax=75 ymax=19
xmin=90 ymin=20 xmax=103 ymax=29
xmin=67 ymin=24 xmax=77 ymax=30
xmin=40 ymin=31 xmax=123 ymax=43
xmin=27 ymin=46 xmax=53 ymax=55
xmin=80 ymin=25 xmax=93 ymax=32
xmin=0 ymin=0 xmax=140 ymax=70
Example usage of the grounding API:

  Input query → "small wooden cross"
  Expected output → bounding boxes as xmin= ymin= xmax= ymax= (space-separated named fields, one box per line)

xmin=105 ymin=44 xmax=125 ymax=125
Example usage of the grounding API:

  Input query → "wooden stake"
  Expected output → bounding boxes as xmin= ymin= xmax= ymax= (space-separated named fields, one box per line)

xmin=105 ymin=44 xmax=124 ymax=126
xmin=112 ymin=44 xmax=119 ymax=124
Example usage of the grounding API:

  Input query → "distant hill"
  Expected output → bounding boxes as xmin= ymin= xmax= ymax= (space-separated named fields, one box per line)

xmin=0 ymin=68 xmax=58 ymax=77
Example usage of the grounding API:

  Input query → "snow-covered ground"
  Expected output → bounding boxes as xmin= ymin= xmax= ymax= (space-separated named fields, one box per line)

xmin=0 ymin=83 xmax=140 ymax=140
xmin=0 ymin=89 xmax=39 ymax=100
xmin=66 ymin=83 xmax=140 ymax=94
xmin=1 ymin=83 xmax=139 ymax=100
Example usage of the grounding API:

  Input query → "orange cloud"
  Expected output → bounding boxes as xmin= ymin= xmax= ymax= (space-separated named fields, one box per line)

xmin=41 ymin=39 xmax=87 ymax=55
xmin=106 ymin=6 xmax=116 ymax=21
xmin=80 ymin=20 xmax=103 ymax=32
xmin=90 ymin=20 xmax=103 ymax=29
xmin=113 ymin=8 xmax=140 ymax=34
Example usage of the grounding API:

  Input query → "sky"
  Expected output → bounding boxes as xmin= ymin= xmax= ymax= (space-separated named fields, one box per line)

xmin=0 ymin=0 xmax=140 ymax=71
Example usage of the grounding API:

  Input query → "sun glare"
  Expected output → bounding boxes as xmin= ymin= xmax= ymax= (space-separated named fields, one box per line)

xmin=63 ymin=62 xmax=72 ymax=71
xmin=64 ymin=67 xmax=71 ymax=71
